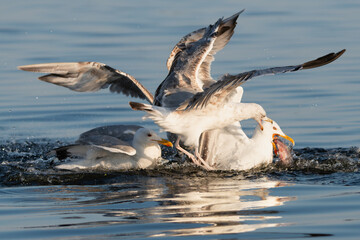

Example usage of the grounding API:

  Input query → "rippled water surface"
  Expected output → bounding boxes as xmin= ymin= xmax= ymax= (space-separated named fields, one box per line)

xmin=1 ymin=0 xmax=360 ymax=239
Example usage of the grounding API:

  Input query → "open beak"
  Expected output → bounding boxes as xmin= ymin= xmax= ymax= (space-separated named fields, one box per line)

xmin=272 ymin=133 xmax=295 ymax=146
xmin=272 ymin=141 xmax=278 ymax=155
xmin=154 ymin=138 xmax=173 ymax=147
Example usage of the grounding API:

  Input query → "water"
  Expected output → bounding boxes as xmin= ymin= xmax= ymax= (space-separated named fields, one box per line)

xmin=1 ymin=0 xmax=360 ymax=239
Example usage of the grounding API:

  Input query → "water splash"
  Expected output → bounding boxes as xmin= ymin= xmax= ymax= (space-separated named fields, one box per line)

xmin=0 ymin=140 xmax=359 ymax=186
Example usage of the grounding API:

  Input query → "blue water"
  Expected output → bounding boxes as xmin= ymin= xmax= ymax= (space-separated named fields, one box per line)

xmin=1 ymin=0 xmax=360 ymax=239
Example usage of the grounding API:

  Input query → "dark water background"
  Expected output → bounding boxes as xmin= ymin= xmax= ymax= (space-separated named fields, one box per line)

xmin=1 ymin=0 xmax=360 ymax=239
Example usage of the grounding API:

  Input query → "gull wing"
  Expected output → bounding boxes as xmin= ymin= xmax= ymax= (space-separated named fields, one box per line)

xmin=179 ymin=49 xmax=346 ymax=111
xmin=78 ymin=124 xmax=143 ymax=143
xmin=18 ymin=62 xmax=154 ymax=103
xmin=166 ymin=10 xmax=243 ymax=88
xmin=76 ymin=124 xmax=143 ymax=155
xmin=154 ymin=18 xmax=223 ymax=106
xmin=52 ymin=125 xmax=142 ymax=160
xmin=199 ymin=122 xmax=248 ymax=166
xmin=167 ymin=10 xmax=243 ymax=70
xmin=77 ymin=134 xmax=137 ymax=155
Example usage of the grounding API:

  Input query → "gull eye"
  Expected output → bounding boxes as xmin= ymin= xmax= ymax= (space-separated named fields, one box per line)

xmin=273 ymin=127 xmax=277 ymax=130
xmin=147 ymin=133 xmax=152 ymax=137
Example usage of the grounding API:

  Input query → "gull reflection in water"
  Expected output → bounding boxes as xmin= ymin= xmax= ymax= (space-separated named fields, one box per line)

xmin=31 ymin=176 xmax=295 ymax=238
xmin=151 ymin=177 xmax=295 ymax=237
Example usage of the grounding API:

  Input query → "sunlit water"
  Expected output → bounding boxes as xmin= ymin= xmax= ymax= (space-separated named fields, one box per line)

xmin=1 ymin=0 xmax=360 ymax=239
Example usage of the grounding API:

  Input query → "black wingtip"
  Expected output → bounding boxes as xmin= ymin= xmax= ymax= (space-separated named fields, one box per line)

xmin=237 ymin=9 xmax=246 ymax=17
xmin=129 ymin=101 xmax=150 ymax=111
xmin=17 ymin=65 xmax=25 ymax=71
xmin=38 ymin=74 xmax=54 ymax=82
xmin=52 ymin=146 xmax=70 ymax=160
xmin=17 ymin=65 xmax=39 ymax=72
xmin=302 ymin=49 xmax=346 ymax=69
xmin=224 ymin=9 xmax=245 ymax=22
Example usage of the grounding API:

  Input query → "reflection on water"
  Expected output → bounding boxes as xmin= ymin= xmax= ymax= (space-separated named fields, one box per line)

xmin=0 ymin=177 xmax=293 ymax=239
xmin=151 ymin=179 xmax=293 ymax=237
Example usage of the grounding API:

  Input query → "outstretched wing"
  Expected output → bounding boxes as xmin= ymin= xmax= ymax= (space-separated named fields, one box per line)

xmin=166 ymin=10 xmax=243 ymax=70
xmin=179 ymin=49 xmax=346 ymax=110
xmin=166 ymin=10 xmax=243 ymax=88
xmin=18 ymin=62 xmax=154 ymax=103
xmin=154 ymin=18 xmax=223 ymax=106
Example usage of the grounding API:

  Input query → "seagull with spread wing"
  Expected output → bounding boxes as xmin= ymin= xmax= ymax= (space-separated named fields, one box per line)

xmin=129 ymin=17 xmax=344 ymax=169
xmin=18 ymin=10 xmax=345 ymax=170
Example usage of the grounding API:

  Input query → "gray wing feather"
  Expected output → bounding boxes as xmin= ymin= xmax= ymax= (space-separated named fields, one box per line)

xmin=75 ymin=125 xmax=144 ymax=156
xmin=155 ymin=19 xmax=223 ymax=106
xmin=156 ymin=11 xmax=243 ymax=107
xmin=199 ymin=10 xmax=244 ymax=87
xmin=166 ymin=28 xmax=205 ymax=71
xmin=179 ymin=49 xmax=346 ymax=110
xmin=166 ymin=10 xmax=244 ymax=73
xmin=78 ymin=124 xmax=142 ymax=143
xmin=18 ymin=62 xmax=154 ymax=103
xmin=77 ymin=135 xmax=137 ymax=155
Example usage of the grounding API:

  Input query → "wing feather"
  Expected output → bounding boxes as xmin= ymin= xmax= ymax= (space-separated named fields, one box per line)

xmin=18 ymin=62 xmax=154 ymax=103
xmin=166 ymin=10 xmax=244 ymax=90
xmin=166 ymin=10 xmax=244 ymax=72
xmin=78 ymin=134 xmax=137 ymax=155
xmin=179 ymin=49 xmax=346 ymax=111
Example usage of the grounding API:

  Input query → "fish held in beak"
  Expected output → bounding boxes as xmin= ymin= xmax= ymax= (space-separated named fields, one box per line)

xmin=272 ymin=134 xmax=294 ymax=165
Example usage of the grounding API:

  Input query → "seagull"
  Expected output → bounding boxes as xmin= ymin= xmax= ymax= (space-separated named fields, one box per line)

xmin=17 ymin=11 xmax=345 ymax=170
xmin=129 ymin=18 xmax=345 ymax=169
xmin=52 ymin=125 xmax=173 ymax=170
xmin=130 ymin=19 xmax=269 ymax=169
xmin=211 ymin=119 xmax=294 ymax=170
xmin=152 ymin=11 xmax=344 ymax=167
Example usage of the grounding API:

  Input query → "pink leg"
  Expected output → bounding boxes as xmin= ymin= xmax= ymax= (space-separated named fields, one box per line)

xmin=195 ymin=148 xmax=215 ymax=170
xmin=175 ymin=137 xmax=201 ymax=166
xmin=175 ymin=137 xmax=214 ymax=170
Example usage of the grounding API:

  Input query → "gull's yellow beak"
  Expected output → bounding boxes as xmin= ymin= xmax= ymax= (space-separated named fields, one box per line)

xmin=155 ymin=138 xmax=173 ymax=147
xmin=272 ymin=134 xmax=295 ymax=146
xmin=272 ymin=141 xmax=278 ymax=155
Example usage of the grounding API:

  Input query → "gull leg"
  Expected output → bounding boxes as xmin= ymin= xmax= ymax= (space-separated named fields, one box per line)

xmin=174 ymin=137 xmax=214 ymax=170
xmin=195 ymin=148 xmax=215 ymax=170
xmin=174 ymin=137 xmax=201 ymax=167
